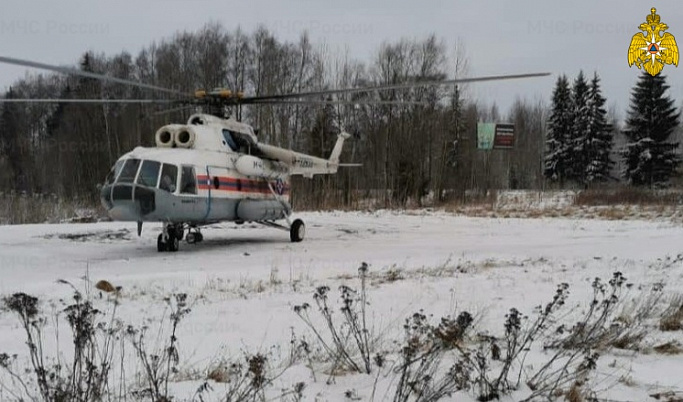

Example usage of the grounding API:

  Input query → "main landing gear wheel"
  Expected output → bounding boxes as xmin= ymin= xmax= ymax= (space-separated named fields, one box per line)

xmin=290 ymin=219 xmax=305 ymax=242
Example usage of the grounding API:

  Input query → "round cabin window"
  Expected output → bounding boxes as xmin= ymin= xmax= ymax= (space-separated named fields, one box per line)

xmin=213 ymin=177 xmax=220 ymax=189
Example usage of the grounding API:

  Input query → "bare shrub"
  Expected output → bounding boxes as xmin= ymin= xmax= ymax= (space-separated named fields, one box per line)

xmin=127 ymin=293 xmax=191 ymax=401
xmin=222 ymin=353 xmax=269 ymax=401
xmin=392 ymin=311 xmax=474 ymax=402
xmin=523 ymin=273 xmax=629 ymax=400
xmin=293 ymin=263 xmax=373 ymax=375
xmin=0 ymin=282 xmax=122 ymax=401
xmin=204 ymin=350 xmax=303 ymax=402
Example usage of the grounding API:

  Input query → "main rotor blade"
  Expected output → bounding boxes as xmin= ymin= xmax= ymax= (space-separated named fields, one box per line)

xmin=0 ymin=98 xmax=179 ymax=104
xmin=244 ymin=72 xmax=551 ymax=102
xmin=0 ymin=56 xmax=192 ymax=98
xmin=251 ymin=99 xmax=428 ymax=106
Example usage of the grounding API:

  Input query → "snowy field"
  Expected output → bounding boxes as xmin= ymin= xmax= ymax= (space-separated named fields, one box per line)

xmin=1 ymin=210 xmax=683 ymax=401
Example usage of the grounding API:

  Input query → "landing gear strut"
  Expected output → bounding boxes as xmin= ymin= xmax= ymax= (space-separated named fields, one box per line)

xmin=258 ymin=218 xmax=306 ymax=243
xmin=265 ymin=181 xmax=304 ymax=243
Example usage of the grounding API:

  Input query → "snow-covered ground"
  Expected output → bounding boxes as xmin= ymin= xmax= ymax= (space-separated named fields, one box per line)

xmin=1 ymin=210 xmax=682 ymax=401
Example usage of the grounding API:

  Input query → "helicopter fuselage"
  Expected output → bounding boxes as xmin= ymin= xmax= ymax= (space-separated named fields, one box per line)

xmin=100 ymin=146 xmax=291 ymax=225
xmin=98 ymin=113 xmax=349 ymax=250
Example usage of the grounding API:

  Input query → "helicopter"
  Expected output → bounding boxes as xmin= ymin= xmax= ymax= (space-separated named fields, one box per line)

xmin=0 ymin=55 xmax=550 ymax=251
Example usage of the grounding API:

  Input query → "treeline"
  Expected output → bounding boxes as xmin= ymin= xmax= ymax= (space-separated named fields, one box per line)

xmin=0 ymin=23 xmax=679 ymax=211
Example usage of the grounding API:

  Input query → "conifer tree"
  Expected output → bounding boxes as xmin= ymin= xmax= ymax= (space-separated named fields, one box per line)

xmin=622 ymin=73 xmax=680 ymax=187
xmin=570 ymin=70 xmax=590 ymax=183
xmin=584 ymin=72 xmax=613 ymax=184
xmin=544 ymin=75 xmax=572 ymax=184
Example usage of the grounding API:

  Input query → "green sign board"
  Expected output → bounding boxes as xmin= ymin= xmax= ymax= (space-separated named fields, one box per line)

xmin=477 ymin=123 xmax=495 ymax=150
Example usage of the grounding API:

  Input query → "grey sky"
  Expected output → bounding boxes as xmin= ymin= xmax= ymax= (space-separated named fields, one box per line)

xmin=1 ymin=0 xmax=682 ymax=119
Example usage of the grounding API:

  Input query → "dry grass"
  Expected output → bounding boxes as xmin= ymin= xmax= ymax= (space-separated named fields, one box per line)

xmin=438 ymin=188 xmax=683 ymax=223
xmin=659 ymin=295 xmax=683 ymax=332
xmin=565 ymin=383 xmax=584 ymax=402
xmin=370 ymin=267 xmax=404 ymax=285
xmin=575 ymin=187 xmax=682 ymax=206
xmin=650 ymin=391 xmax=683 ymax=401
xmin=609 ymin=330 xmax=647 ymax=351
xmin=207 ymin=365 xmax=230 ymax=383
xmin=618 ymin=375 xmax=638 ymax=387
xmin=0 ymin=192 xmax=102 ymax=224
xmin=653 ymin=341 xmax=683 ymax=355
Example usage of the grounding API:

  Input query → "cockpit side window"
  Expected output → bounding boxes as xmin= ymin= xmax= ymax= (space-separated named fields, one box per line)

xmin=105 ymin=160 xmax=125 ymax=185
xmin=117 ymin=159 xmax=141 ymax=183
xmin=159 ymin=164 xmax=178 ymax=193
xmin=222 ymin=129 xmax=238 ymax=151
xmin=137 ymin=160 xmax=161 ymax=187
xmin=180 ymin=166 xmax=197 ymax=194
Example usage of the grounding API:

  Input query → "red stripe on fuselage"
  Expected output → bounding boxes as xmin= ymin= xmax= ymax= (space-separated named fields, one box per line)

xmin=196 ymin=175 xmax=289 ymax=194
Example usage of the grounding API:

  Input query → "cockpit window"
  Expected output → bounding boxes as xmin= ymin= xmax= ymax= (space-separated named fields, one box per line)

xmin=159 ymin=163 xmax=178 ymax=193
xmin=180 ymin=166 xmax=197 ymax=194
xmin=117 ymin=159 xmax=141 ymax=183
xmin=222 ymin=129 xmax=238 ymax=151
xmin=137 ymin=160 xmax=161 ymax=187
xmin=105 ymin=160 xmax=125 ymax=185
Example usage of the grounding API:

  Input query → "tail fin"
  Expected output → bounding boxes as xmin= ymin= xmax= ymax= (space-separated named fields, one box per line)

xmin=329 ymin=132 xmax=351 ymax=164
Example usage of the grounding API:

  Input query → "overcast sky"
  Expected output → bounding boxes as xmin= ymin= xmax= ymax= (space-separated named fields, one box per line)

xmin=1 ymin=0 xmax=682 ymax=119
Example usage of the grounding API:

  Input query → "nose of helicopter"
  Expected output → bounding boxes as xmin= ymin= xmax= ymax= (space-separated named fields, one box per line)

xmin=100 ymin=184 xmax=156 ymax=221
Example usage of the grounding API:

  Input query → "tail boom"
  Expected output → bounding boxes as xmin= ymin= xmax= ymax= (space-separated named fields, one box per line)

xmin=257 ymin=132 xmax=352 ymax=178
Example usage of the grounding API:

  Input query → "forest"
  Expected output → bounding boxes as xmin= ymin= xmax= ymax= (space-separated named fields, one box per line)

xmin=0 ymin=23 xmax=679 ymax=214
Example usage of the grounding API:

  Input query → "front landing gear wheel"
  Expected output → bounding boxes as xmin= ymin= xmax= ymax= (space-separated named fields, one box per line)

xmin=158 ymin=230 xmax=180 ymax=252
xmin=290 ymin=219 xmax=305 ymax=242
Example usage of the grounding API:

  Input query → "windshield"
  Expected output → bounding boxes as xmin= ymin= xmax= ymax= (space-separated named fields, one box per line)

xmin=105 ymin=160 xmax=125 ymax=185
xmin=117 ymin=159 xmax=141 ymax=183
xmin=137 ymin=160 xmax=161 ymax=187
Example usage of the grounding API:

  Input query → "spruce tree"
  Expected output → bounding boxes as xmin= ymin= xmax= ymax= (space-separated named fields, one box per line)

xmin=584 ymin=72 xmax=613 ymax=184
xmin=622 ymin=73 xmax=680 ymax=187
xmin=544 ymin=75 xmax=573 ymax=184
xmin=570 ymin=71 xmax=590 ymax=183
